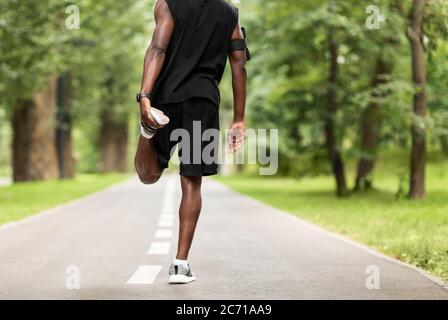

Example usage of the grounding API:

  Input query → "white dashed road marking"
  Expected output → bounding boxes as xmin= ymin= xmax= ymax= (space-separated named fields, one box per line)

xmin=148 ymin=241 xmax=171 ymax=255
xmin=158 ymin=217 xmax=174 ymax=228
xmin=155 ymin=229 xmax=173 ymax=238
xmin=127 ymin=265 xmax=162 ymax=285
xmin=127 ymin=175 xmax=177 ymax=285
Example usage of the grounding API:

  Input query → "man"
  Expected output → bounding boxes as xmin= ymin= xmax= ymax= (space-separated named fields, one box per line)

xmin=134 ymin=0 xmax=248 ymax=284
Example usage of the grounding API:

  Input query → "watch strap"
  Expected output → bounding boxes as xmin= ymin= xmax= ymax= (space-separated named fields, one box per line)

xmin=137 ymin=92 xmax=152 ymax=102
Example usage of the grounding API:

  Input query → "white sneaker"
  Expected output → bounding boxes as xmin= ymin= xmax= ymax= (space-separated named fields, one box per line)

xmin=140 ymin=108 xmax=170 ymax=139
xmin=168 ymin=263 xmax=196 ymax=284
xmin=150 ymin=108 xmax=170 ymax=126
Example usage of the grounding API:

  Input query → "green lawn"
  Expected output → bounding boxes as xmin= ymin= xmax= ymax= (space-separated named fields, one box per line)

xmin=0 ymin=173 xmax=129 ymax=226
xmin=216 ymin=154 xmax=448 ymax=281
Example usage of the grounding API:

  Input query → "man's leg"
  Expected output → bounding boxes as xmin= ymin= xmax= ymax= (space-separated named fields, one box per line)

xmin=176 ymin=175 xmax=202 ymax=260
xmin=169 ymin=99 xmax=217 ymax=284
xmin=134 ymin=135 xmax=163 ymax=184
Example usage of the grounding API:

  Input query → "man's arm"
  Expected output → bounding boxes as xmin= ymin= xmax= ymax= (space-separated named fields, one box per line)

xmin=140 ymin=0 xmax=174 ymax=128
xmin=228 ymin=21 xmax=248 ymax=152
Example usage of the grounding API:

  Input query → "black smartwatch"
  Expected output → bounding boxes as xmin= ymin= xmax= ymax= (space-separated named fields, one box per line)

xmin=136 ymin=92 xmax=152 ymax=103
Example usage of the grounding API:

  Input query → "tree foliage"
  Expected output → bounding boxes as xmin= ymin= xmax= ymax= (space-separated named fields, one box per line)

xmin=240 ymin=0 xmax=447 ymax=188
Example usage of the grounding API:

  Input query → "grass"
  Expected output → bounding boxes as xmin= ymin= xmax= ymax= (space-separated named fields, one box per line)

xmin=216 ymin=152 xmax=448 ymax=281
xmin=0 ymin=173 xmax=129 ymax=226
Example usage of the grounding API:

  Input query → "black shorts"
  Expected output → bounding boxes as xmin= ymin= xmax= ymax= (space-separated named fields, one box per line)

xmin=153 ymin=97 xmax=220 ymax=176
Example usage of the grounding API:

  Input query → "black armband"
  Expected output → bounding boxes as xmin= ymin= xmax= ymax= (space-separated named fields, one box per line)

xmin=229 ymin=27 xmax=251 ymax=61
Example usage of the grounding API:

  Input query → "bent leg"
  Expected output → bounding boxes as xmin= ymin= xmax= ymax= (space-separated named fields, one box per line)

xmin=134 ymin=135 xmax=163 ymax=184
xmin=176 ymin=175 xmax=202 ymax=260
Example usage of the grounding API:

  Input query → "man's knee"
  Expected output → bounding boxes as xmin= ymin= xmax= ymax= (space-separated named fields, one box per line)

xmin=180 ymin=175 xmax=202 ymax=191
xmin=138 ymin=172 xmax=161 ymax=185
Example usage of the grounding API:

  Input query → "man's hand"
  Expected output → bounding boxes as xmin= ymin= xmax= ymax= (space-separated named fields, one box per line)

xmin=140 ymin=98 xmax=164 ymax=129
xmin=227 ymin=121 xmax=246 ymax=153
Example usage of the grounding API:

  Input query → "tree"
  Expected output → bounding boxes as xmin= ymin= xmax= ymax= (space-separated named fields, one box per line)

xmin=325 ymin=23 xmax=348 ymax=197
xmin=63 ymin=0 xmax=148 ymax=173
xmin=353 ymin=0 xmax=406 ymax=191
xmin=99 ymin=109 xmax=129 ymax=173
xmin=407 ymin=0 xmax=428 ymax=199
xmin=12 ymin=77 xmax=59 ymax=181
xmin=56 ymin=74 xmax=75 ymax=179
xmin=354 ymin=58 xmax=391 ymax=190
xmin=424 ymin=2 xmax=448 ymax=157
xmin=98 ymin=78 xmax=129 ymax=173
xmin=0 ymin=1 xmax=67 ymax=182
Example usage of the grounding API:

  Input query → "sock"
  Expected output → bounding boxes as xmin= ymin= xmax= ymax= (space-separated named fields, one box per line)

xmin=173 ymin=258 xmax=189 ymax=267
xmin=140 ymin=123 xmax=156 ymax=139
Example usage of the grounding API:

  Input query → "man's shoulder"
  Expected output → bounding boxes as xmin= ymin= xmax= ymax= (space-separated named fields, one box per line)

xmin=165 ymin=0 xmax=235 ymax=9
xmin=213 ymin=0 xmax=239 ymax=24
xmin=165 ymin=0 xmax=238 ymax=22
xmin=215 ymin=0 xmax=238 ymax=14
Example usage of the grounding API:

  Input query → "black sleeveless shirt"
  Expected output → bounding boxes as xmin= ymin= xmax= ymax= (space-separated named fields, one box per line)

xmin=151 ymin=0 xmax=239 ymax=107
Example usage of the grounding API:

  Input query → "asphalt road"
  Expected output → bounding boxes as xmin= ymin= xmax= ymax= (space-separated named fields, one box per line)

xmin=0 ymin=175 xmax=447 ymax=300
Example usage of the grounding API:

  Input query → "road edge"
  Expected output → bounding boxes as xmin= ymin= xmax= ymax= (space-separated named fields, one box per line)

xmin=213 ymin=179 xmax=448 ymax=293
xmin=0 ymin=177 xmax=134 ymax=232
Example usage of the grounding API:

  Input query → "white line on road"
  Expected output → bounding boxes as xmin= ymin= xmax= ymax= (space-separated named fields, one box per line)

xmin=127 ymin=265 xmax=162 ymax=284
xmin=148 ymin=241 xmax=171 ymax=255
xmin=155 ymin=229 xmax=173 ymax=239
xmin=127 ymin=176 xmax=177 ymax=285
xmin=158 ymin=218 xmax=174 ymax=228
xmin=160 ymin=213 xmax=175 ymax=219
xmin=162 ymin=207 xmax=175 ymax=215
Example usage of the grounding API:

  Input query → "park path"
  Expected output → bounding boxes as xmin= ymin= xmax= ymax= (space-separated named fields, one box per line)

xmin=0 ymin=175 xmax=447 ymax=300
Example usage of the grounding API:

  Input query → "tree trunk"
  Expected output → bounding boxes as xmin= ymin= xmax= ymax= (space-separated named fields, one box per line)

xmin=56 ymin=74 xmax=75 ymax=179
xmin=407 ymin=0 xmax=428 ymax=199
xmin=354 ymin=58 xmax=391 ymax=191
xmin=99 ymin=107 xmax=128 ymax=172
xmin=325 ymin=28 xmax=347 ymax=197
xmin=12 ymin=77 xmax=59 ymax=182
